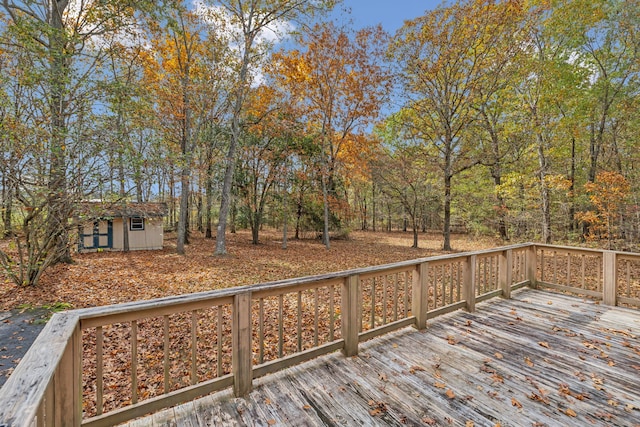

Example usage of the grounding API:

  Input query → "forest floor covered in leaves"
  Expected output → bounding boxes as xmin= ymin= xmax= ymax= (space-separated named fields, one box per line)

xmin=0 ymin=230 xmax=500 ymax=311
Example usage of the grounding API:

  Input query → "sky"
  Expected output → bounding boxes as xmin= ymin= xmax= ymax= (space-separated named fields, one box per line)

xmin=335 ymin=0 xmax=444 ymax=34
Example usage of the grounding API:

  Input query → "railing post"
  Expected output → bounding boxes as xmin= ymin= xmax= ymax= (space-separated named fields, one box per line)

xmin=342 ymin=274 xmax=360 ymax=357
xmin=412 ymin=262 xmax=428 ymax=330
xmin=499 ymin=249 xmax=513 ymax=299
xmin=55 ymin=321 xmax=82 ymax=425
xmin=603 ymin=251 xmax=617 ymax=306
xmin=233 ymin=291 xmax=253 ymax=397
xmin=527 ymin=245 xmax=537 ymax=288
xmin=463 ymin=255 xmax=477 ymax=312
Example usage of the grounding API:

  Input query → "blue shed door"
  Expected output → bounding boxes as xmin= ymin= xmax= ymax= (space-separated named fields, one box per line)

xmin=80 ymin=220 xmax=113 ymax=250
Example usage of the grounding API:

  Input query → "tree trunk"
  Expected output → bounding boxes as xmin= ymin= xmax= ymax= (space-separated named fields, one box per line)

xmin=205 ymin=154 xmax=214 ymax=239
xmin=537 ymin=134 xmax=552 ymax=244
xmin=282 ymin=180 xmax=288 ymax=249
xmin=2 ymin=175 xmax=13 ymax=238
xmin=372 ymin=182 xmax=376 ymax=232
xmin=177 ymin=69 xmax=192 ymax=255
xmin=443 ymin=171 xmax=452 ymax=251
xmin=568 ymin=136 xmax=577 ymax=234
xmin=321 ymin=171 xmax=331 ymax=249
xmin=216 ymin=35 xmax=255 ymax=255
xmin=47 ymin=1 xmax=72 ymax=265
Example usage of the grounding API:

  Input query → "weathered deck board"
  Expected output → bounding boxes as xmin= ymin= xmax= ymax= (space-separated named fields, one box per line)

xmin=122 ymin=289 xmax=640 ymax=426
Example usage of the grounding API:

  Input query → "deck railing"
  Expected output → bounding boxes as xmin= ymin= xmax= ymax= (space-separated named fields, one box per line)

xmin=1 ymin=242 xmax=638 ymax=426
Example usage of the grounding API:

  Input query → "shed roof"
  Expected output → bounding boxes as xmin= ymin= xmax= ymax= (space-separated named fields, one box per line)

xmin=78 ymin=202 xmax=168 ymax=219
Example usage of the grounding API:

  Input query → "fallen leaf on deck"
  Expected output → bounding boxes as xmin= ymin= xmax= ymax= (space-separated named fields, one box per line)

xmin=434 ymin=382 xmax=446 ymax=389
xmin=511 ymin=397 xmax=522 ymax=409
xmin=524 ymin=357 xmax=534 ymax=367
xmin=409 ymin=365 xmax=425 ymax=374
xmin=565 ymin=408 xmax=576 ymax=417
xmin=445 ymin=389 xmax=455 ymax=399
xmin=538 ymin=341 xmax=549 ymax=348
xmin=494 ymin=352 xmax=503 ymax=359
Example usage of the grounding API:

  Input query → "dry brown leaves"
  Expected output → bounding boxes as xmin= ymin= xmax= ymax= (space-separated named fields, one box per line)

xmin=0 ymin=230 xmax=496 ymax=310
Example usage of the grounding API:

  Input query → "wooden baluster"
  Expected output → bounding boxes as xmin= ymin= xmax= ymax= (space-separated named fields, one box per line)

xmin=383 ymin=275 xmax=388 ymax=325
xmin=297 ymin=291 xmax=302 ymax=352
xmin=371 ymin=278 xmax=376 ymax=329
xmin=96 ymin=326 xmax=103 ymax=415
xmin=131 ymin=320 xmax=138 ymax=404
xmin=403 ymin=271 xmax=409 ymax=317
xmin=217 ymin=308 xmax=223 ymax=377
xmin=449 ymin=264 xmax=454 ymax=305
xmin=566 ymin=254 xmax=571 ymax=285
xmin=164 ymin=315 xmax=170 ymax=392
xmin=527 ymin=246 xmax=537 ymax=288
xmin=457 ymin=262 xmax=462 ymax=302
xmin=540 ymin=250 xmax=545 ymax=283
xmin=597 ymin=257 xmax=602 ymax=291
xmin=553 ymin=251 xmax=558 ymax=284
xmin=314 ymin=288 xmax=319 ymax=347
xmin=393 ymin=273 xmax=399 ymax=321
xmin=191 ymin=311 xmax=198 ymax=385
xmin=484 ymin=257 xmax=489 ymax=293
xmin=329 ymin=285 xmax=335 ymax=341
xmin=627 ymin=260 xmax=631 ymax=298
xmin=258 ymin=298 xmax=264 ymax=364
xmin=278 ymin=294 xmax=283 ymax=358
xmin=441 ymin=265 xmax=446 ymax=307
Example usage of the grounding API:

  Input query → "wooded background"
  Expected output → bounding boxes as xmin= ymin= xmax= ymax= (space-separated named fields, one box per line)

xmin=0 ymin=0 xmax=638 ymax=285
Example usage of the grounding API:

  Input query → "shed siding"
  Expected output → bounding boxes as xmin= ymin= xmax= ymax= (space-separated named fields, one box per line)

xmin=112 ymin=218 xmax=164 ymax=251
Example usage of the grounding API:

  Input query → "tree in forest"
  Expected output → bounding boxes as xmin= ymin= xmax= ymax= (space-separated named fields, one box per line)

xmin=236 ymin=85 xmax=294 ymax=244
xmin=391 ymin=0 xmax=523 ymax=250
xmin=576 ymin=171 xmax=630 ymax=249
xmin=373 ymin=119 xmax=438 ymax=248
xmin=469 ymin=1 xmax=536 ymax=241
xmin=273 ymin=21 xmax=392 ymax=248
xmin=0 ymin=0 xmax=159 ymax=284
xmin=195 ymin=0 xmax=336 ymax=256
xmin=147 ymin=6 xmax=208 ymax=255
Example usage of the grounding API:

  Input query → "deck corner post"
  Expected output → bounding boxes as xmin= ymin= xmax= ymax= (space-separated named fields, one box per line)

xmin=463 ymin=255 xmax=476 ymax=312
xmin=526 ymin=245 xmax=537 ymax=288
xmin=412 ymin=262 xmax=429 ymax=330
xmin=233 ymin=291 xmax=253 ymax=397
xmin=499 ymin=249 xmax=513 ymax=299
xmin=342 ymin=274 xmax=360 ymax=357
xmin=603 ymin=251 xmax=617 ymax=306
xmin=55 ymin=317 xmax=82 ymax=425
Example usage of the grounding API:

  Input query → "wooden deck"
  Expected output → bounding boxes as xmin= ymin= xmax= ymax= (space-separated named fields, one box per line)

xmin=124 ymin=289 xmax=640 ymax=426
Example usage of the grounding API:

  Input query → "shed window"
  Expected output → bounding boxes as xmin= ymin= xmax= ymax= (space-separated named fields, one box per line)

xmin=130 ymin=217 xmax=145 ymax=231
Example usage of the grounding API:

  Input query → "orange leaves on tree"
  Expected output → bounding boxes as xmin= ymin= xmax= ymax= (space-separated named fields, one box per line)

xmin=575 ymin=171 xmax=630 ymax=247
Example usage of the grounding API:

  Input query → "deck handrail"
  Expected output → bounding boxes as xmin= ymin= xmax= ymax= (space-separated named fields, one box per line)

xmin=1 ymin=242 xmax=639 ymax=426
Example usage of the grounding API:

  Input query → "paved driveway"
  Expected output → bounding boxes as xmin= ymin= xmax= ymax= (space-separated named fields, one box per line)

xmin=0 ymin=308 xmax=49 ymax=389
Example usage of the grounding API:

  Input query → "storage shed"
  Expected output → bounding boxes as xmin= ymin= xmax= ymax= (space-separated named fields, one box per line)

xmin=77 ymin=202 xmax=167 ymax=252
